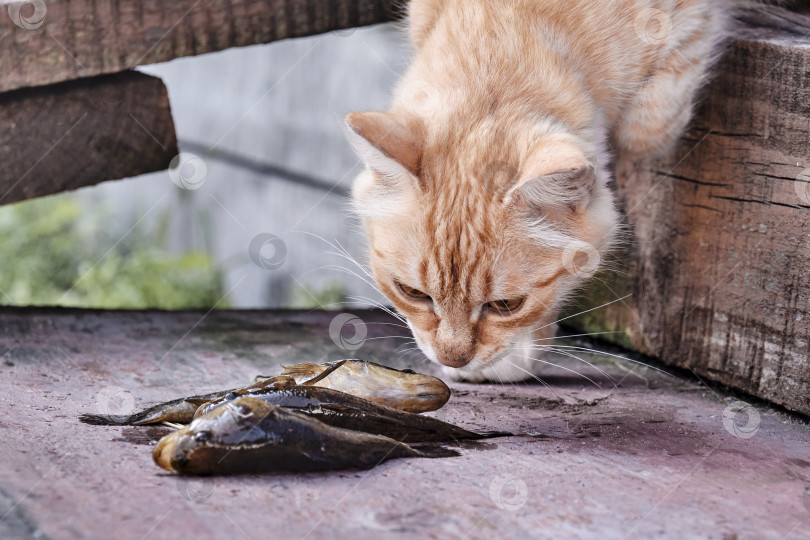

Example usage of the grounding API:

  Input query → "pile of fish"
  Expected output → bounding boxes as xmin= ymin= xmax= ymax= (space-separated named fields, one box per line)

xmin=80 ymin=360 xmax=508 ymax=475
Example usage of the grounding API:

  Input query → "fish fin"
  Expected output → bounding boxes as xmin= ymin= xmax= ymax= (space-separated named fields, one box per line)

xmin=281 ymin=361 xmax=345 ymax=385
xmin=280 ymin=363 xmax=325 ymax=379
xmin=303 ymin=360 xmax=348 ymax=385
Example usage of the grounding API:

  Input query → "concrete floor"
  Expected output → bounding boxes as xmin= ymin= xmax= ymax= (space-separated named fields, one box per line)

xmin=1 ymin=308 xmax=809 ymax=540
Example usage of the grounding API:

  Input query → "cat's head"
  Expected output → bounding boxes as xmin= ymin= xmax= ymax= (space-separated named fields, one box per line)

xmin=344 ymin=110 xmax=617 ymax=376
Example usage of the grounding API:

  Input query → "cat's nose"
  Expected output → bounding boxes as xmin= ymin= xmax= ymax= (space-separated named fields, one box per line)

xmin=437 ymin=354 xmax=471 ymax=368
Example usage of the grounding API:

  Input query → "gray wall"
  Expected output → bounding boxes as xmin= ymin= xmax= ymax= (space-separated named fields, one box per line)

xmin=77 ymin=24 xmax=408 ymax=308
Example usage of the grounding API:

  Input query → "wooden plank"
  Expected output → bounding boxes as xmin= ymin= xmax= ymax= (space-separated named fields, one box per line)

xmin=0 ymin=0 xmax=402 ymax=93
xmin=0 ymin=71 xmax=178 ymax=205
xmin=563 ymin=28 xmax=810 ymax=415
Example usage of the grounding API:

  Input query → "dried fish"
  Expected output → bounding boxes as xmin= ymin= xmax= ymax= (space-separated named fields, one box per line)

xmin=280 ymin=360 xmax=450 ymax=413
xmin=195 ymin=385 xmax=509 ymax=442
xmin=79 ymin=376 xmax=296 ymax=426
xmin=153 ymin=397 xmax=458 ymax=475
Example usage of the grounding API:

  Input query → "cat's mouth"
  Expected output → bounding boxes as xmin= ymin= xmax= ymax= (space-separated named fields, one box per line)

xmin=406 ymin=319 xmax=519 ymax=375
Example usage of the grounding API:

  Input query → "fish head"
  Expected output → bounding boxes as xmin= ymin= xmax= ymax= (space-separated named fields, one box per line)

xmin=153 ymin=398 xmax=279 ymax=473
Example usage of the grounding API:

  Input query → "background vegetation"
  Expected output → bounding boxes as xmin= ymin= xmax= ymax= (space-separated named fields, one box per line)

xmin=0 ymin=194 xmax=226 ymax=309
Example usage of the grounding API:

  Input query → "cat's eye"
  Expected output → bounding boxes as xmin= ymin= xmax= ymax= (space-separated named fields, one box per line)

xmin=486 ymin=298 xmax=524 ymax=313
xmin=399 ymin=283 xmax=430 ymax=300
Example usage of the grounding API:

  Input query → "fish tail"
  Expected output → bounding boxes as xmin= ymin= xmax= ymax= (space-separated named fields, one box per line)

xmin=475 ymin=430 xmax=513 ymax=439
xmin=79 ymin=413 xmax=139 ymax=425
xmin=410 ymin=444 xmax=461 ymax=459
xmin=78 ymin=402 xmax=190 ymax=426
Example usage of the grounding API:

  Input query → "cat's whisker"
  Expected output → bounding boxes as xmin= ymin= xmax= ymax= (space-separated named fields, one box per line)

xmin=361 ymin=321 xmax=412 ymax=330
xmin=508 ymin=352 xmax=604 ymax=389
xmin=529 ymin=294 xmax=633 ymax=334
xmin=318 ymin=264 xmax=385 ymax=298
xmin=288 ymin=231 xmax=371 ymax=276
xmin=346 ymin=295 xmax=407 ymax=323
xmin=541 ymin=345 xmax=675 ymax=378
xmin=348 ymin=302 xmax=406 ymax=326
xmin=322 ymin=256 xmax=379 ymax=286
xmin=531 ymin=330 xmax=625 ymax=342
xmin=393 ymin=347 xmax=425 ymax=363
xmin=335 ymin=239 xmax=375 ymax=276
xmin=318 ymin=299 xmax=373 ymax=310
xmin=287 ymin=230 xmax=388 ymax=299
xmin=519 ymin=345 xmax=615 ymax=384
xmin=491 ymin=361 xmax=512 ymax=390
xmin=326 ymin=241 xmax=382 ymax=291
xmin=516 ymin=344 xmax=611 ymax=379
xmin=502 ymin=359 xmax=553 ymax=390
xmin=290 ymin=231 xmax=368 ymax=277
xmin=497 ymin=361 xmax=530 ymax=391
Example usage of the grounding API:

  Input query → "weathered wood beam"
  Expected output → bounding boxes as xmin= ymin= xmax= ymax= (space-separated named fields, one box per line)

xmin=0 ymin=0 xmax=403 ymax=93
xmin=563 ymin=27 xmax=810 ymax=415
xmin=0 ymin=71 xmax=178 ymax=205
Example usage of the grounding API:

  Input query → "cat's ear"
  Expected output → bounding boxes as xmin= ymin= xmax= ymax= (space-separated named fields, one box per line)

xmin=344 ymin=112 xmax=424 ymax=186
xmin=506 ymin=136 xmax=597 ymax=213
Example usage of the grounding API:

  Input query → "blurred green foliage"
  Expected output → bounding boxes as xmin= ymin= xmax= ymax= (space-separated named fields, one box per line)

xmin=0 ymin=195 xmax=226 ymax=309
xmin=288 ymin=280 xmax=347 ymax=310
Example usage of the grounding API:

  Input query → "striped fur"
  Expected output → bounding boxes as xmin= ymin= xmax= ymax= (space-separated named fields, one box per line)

xmin=345 ymin=0 xmax=733 ymax=381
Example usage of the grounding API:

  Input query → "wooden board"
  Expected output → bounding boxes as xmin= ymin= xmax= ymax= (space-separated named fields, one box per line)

xmin=0 ymin=0 xmax=402 ymax=93
xmin=563 ymin=28 xmax=810 ymax=415
xmin=0 ymin=71 xmax=178 ymax=205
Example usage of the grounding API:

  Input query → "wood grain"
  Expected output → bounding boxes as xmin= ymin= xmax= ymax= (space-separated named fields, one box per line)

xmin=564 ymin=28 xmax=810 ymax=415
xmin=0 ymin=71 xmax=178 ymax=204
xmin=0 ymin=0 xmax=403 ymax=93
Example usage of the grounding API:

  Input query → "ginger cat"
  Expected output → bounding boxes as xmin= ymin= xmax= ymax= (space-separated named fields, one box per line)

xmin=344 ymin=0 xmax=732 ymax=382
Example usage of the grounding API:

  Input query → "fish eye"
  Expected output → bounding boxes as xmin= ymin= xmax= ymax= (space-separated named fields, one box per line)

xmin=194 ymin=431 xmax=212 ymax=443
xmin=399 ymin=283 xmax=431 ymax=300
xmin=224 ymin=392 xmax=238 ymax=401
xmin=486 ymin=298 xmax=524 ymax=314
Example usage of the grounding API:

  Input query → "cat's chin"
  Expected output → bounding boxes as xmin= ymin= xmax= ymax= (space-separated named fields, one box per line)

xmin=440 ymin=353 xmax=540 ymax=384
